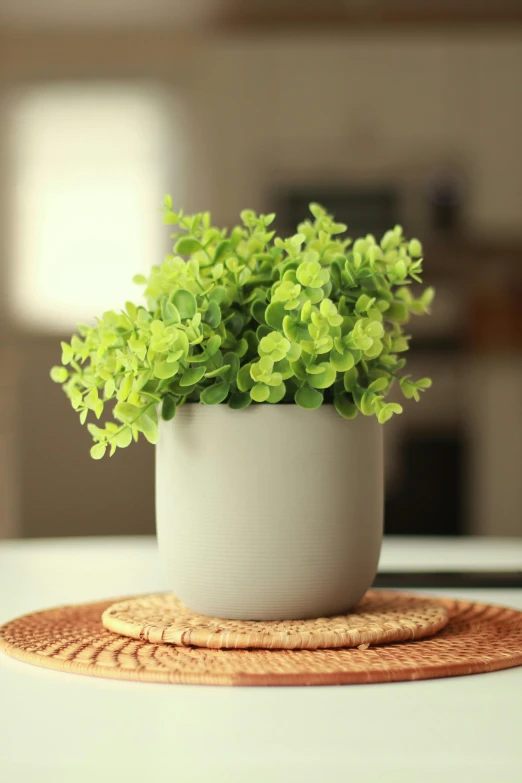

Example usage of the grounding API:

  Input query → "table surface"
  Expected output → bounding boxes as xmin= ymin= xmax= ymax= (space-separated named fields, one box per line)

xmin=1 ymin=536 xmax=521 ymax=783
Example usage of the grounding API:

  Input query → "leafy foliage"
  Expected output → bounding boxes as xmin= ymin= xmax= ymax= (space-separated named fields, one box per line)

xmin=51 ymin=199 xmax=433 ymax=457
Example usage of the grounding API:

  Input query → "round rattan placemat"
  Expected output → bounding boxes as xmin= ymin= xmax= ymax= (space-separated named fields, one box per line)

xmin=101 ymin=591 xmax=449 ymax=650
xmin=1 ymin=595 xmax=522 ymax=686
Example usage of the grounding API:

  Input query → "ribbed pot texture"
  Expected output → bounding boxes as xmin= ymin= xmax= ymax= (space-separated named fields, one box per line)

xmin=156 ymin=404 xmax=383 ymax=620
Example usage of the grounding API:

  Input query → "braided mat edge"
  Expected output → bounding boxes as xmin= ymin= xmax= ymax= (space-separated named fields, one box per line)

xmin=1 ymin=594 xmax=522 ymax=685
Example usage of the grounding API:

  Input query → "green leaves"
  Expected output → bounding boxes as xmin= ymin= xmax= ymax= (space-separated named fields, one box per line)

xmin=251 ymin=383 xmax=270 ymax=402
xmin=400 ymin=376 xmax=432 ymax=402
xmin=139 ymin=408 xmax=159 ymax=444
xmin=61 ymin=342 xmax=73 ymax=365
xmin=114 ymin=402 xmax=142 ymax=424
xmin=258 ymin=332 xmax=290 ymax=361
xmin=90 ymin=443 xmax=106 ymax=460
xmin=309 ymin=202 xmax=326 ymax=220
xmin=377 ymin=403 xmax=403 ymax=424
xmin=250 ymin=356 xmax=282 ymax=387
xmin=200 ymin=382 xmax=230 ymax=406
xmin=213 ymin=240 xmax=230 ymax=263
xmin=359 ymin=391 xmax=378 ymax=416
xmin=172 ymin=290 xmax=197 ymax=319
xmin=267 ymin=382 xmax=286 ymax=404
xmin=203 ymin=299 xmax=221 ymax=328
xmin=250 ymin=299 xmax=267 ymax=325
xmin=206 ymin=335 xmax=221 ymax=357
xmin=154 ymin=360 xmax=179 ymax=379
xmin=296 ymin=258 xmax=329 ymax=289
xmin=104 ymin=378 xmax=116 ymax=399
xmin=222 ymin=353 xmax=240 ymax=384
xmin=115 ymin=427 xmax=133 ymax=448
xmin=334 ymin=394 xmax=358 ymax=420
xmin=51 ymin=199 xmax=433 ymax=457
xmin=307 ymin=362 xmax=337 ymax=389
xmin=128 ymin=336 xmax=147 ymax=360
xmin=408 ymin=238 xmax=422 ymax=258
xmin=330 ymin=350 xmax=354 ymax=372
xmin=386 ymin=302 xmax=409 ymax=323
xmin=265 ymin=301 xmax=287 ymax=330
xmin=116 ymin=374 xmax=133 ymax=402
xmin=161 ymin=299 xmax=180 ymax=325
xmin=228 ymin=391 xmax=251 ymax=409
xmin=161 ymin=395 xmax=177 ymax=421
xmin=237 ymin=363 xmax=254 ymax=391
xmin=174 ymin=237 xmax=202 ymax=255
xmin=50 ymin=366 xmax=68 ymax=383
xmin=344 ymin=367 xmax=359 ymax=392
xmin=272 ymin=280 xmax=301 ymax=307
xmin=295 ymin=385 xmax=323 ymax=409
xmin=180 ymin=367 xmax=206 ymax=386
xmin=368 ymin=377 xmax=389 ymax=393
xmin=205 ymin=365 xmax=230 ymax=380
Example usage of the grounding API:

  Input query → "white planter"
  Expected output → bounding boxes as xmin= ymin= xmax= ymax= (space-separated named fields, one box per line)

xmin=156 ymin=404 xmax=383 ymax=620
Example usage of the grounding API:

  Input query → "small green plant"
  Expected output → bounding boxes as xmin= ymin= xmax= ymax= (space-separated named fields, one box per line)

xmin=51 ymin=199 xmax=433 ymax=458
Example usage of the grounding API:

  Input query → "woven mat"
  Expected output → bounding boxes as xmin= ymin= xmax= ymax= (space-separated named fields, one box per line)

xmin=101 ymin=591 xmax=449 ymax=649
xmin=1 ymin=595 xmax=522 ymax=686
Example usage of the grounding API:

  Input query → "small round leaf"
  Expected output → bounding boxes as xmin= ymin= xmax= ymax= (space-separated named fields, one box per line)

xmin=161 ymin=395 xmax=177 ymax=421
xmin=115 ymin=428 xmax=133 ymax=448
xmin=307 ymin=362 xmax=337 ymax=389
xmin=90 ymin=443 xmax=106 ymax=460
xmin=172 ymin=290 xmax=197 ymax=319
xmin=50 ymin=366 xmax=68 ymax=384
xmin=237 ymin=363 xmax=254 ymax=392
xmin=330 ymin=350 xmax=354 ymax=372
xmin=154 ymin=360 xmax=179 ymax=380
xmin=267 ymin=382 xmax=286 ymax=404
xmin=228 ymin=392 xmax=251 ymax=410
xmin=343 ymin=367 xmax=359 ymax=392
xmin=203 ymin=300 xmax=222 ymax=328
xmin=250 ymin=383 xmax=270 ymax=403
xmin=180 ymin=367 xmax=206 ymax=387
xmin=265 ymin=301 xmax=286 ymax=330
xmin=295 ymin=385 xmax=323 ymax=409
xmin=206 ymin=335 xmax=222 ymax=357
xmin=200 ymin=381 xmax=230 ymax=406
xmin=174 ymin=237 xmax=202 ymax=255
xmin=334 ymin=394 xmax=358 ymax=420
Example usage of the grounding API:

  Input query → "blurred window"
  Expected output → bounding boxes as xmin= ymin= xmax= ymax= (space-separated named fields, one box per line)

xmin=8 ymin=82 xmax=178 ymax=331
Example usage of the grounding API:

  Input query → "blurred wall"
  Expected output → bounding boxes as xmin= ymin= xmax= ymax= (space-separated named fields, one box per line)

xmin=185 ymin=34 xmax=522 ymax=234
xmin=1 ymin=28 xmax=521 ymax=538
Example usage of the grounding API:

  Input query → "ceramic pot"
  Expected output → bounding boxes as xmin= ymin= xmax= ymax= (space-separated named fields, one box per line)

xmin=156 ymin=404 xmax=383 ymax=620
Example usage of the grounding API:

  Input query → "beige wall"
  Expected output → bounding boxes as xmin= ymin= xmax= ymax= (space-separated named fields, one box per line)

xmin=2 ymin=30 xmax=521 ymax=231
xmin=1 ymin=28 xmax=521 ymax=537
xmin=183 ymin=34 xmax=522 ymax=233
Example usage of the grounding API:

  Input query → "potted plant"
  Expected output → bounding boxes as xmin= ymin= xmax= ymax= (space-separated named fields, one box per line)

xmin=51 ymin=200 xmax=433 ymax=620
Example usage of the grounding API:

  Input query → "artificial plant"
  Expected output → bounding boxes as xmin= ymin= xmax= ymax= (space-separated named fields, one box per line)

xmin=51 ymin=200 xmax=433 ymax=458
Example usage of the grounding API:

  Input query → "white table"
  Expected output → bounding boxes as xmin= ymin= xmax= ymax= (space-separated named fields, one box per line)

xmin=1 ymin=536 xmax=521 ymax=783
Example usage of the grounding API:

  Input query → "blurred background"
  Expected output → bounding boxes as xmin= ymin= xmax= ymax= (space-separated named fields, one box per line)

xmin=1 ymin=1 xmax=521 ymax=541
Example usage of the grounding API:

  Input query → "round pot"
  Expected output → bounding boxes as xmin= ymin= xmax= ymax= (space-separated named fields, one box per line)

xmin=156 ymin=404 xmax=383 ymax=620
